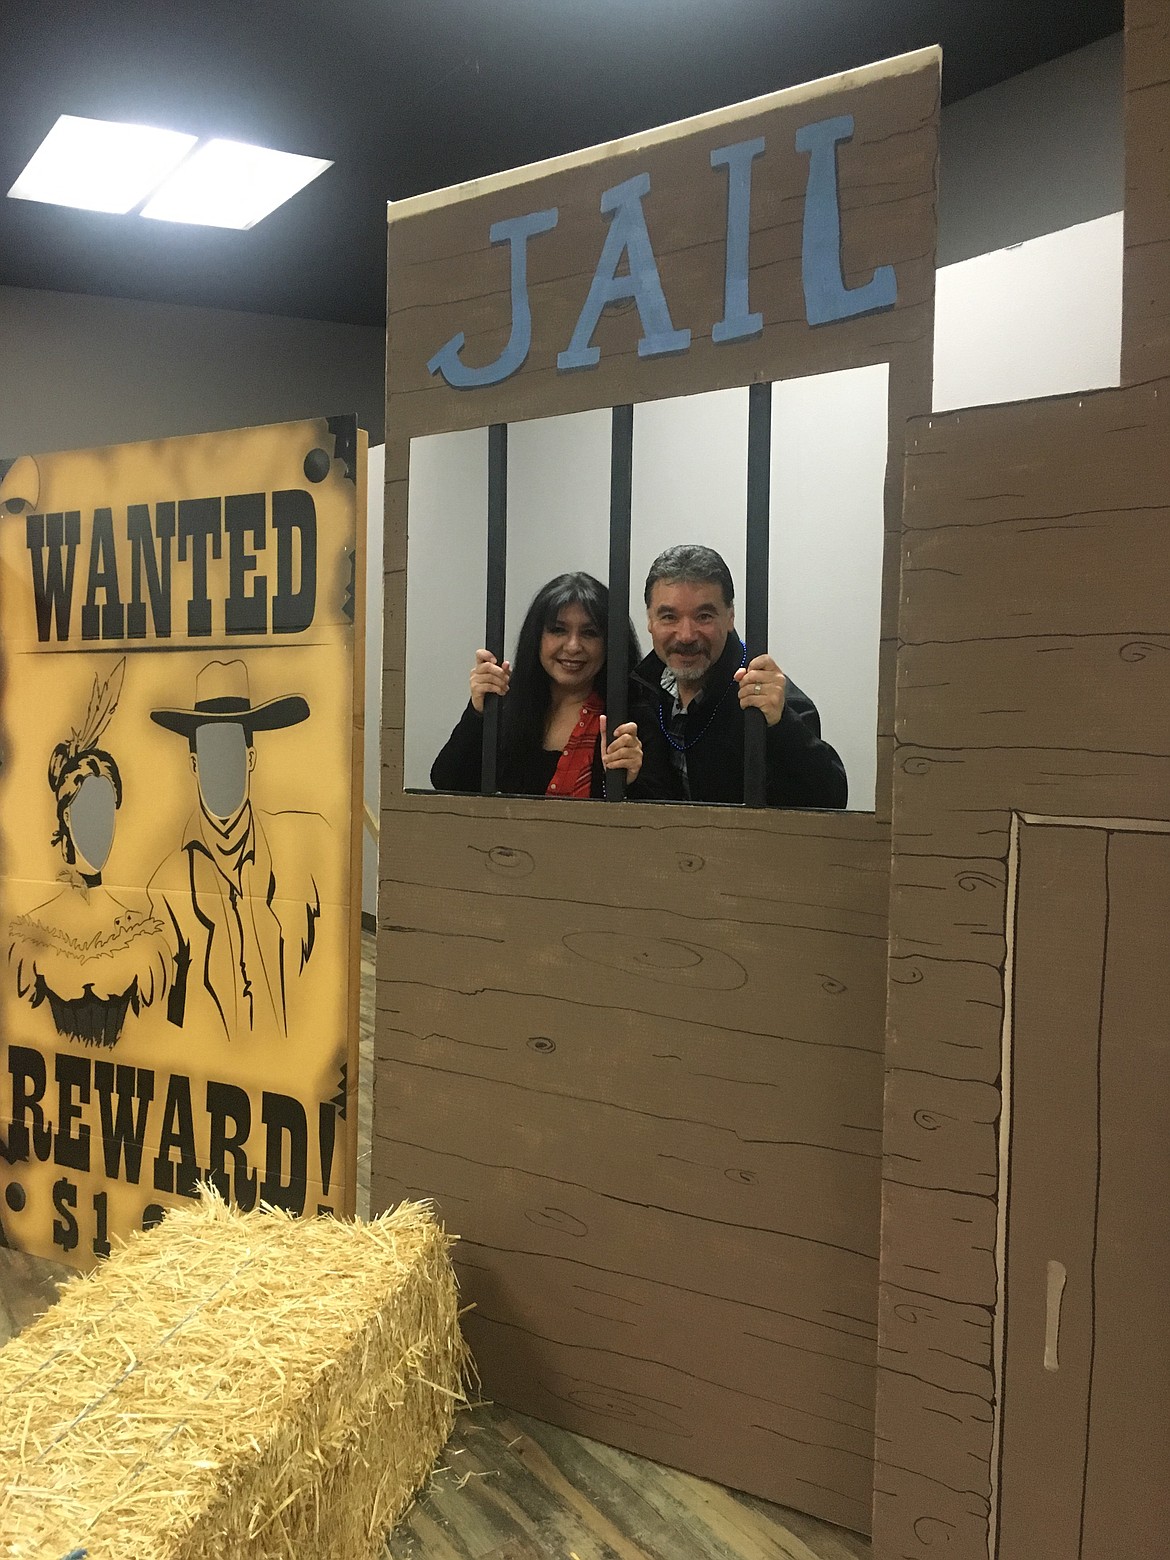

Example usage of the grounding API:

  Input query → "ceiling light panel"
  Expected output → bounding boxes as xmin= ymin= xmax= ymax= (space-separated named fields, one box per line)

xmin=8 ymin=115 xmax=198 ymax=214
xmin=140 ymin=139 xmax=332 ymax=229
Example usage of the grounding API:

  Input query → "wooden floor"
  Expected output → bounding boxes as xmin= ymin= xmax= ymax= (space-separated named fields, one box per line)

xmin=0 ymin=932 xmax=871 ymax=1560
xmin=387 ymin=1403 xmax=869 ymax=1560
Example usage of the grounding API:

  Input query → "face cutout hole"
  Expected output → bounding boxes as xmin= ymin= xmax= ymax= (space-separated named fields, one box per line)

xmin=194 ymin=722 xmax=252 ymax=820
xmin=67 ymin=773 xmax=117 ymax=873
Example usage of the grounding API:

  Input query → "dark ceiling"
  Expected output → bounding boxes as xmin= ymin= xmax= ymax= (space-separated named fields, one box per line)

xmin=0 ymin=0 xmax=1124 ymax=327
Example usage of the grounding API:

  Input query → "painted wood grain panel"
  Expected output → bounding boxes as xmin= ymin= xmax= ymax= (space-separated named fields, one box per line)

xmin=889 ymin=852 xmax=1006 ymax=962
xmin=376 ymin=884 xmax=887 ymax=1043
xmin=892 ymin=745 xmax=1170 ymax=846
xmin=902 ymin=385 xmax=1170 ymax=529
xmin=1079 ymin=830 xmax=1170 ymax=1556
xmin=881 ymin=1072 xmax=998 ymax=1198
xmin=879 ymin=1183 xmax=997 ymax=1309
xmin=877 ymin=1285 xmax=994 ymax=1400
xmin=463 ymin=1316 xmax=877 ymax=1535
xmin=375 ymin=983 xmax=883 ymax=1155
xmin=388 ymin=760 xmax=891 ymax=844
xmin=380 ymin=806 xmax=892 ymax=928
xmin=885 ymin=953 xmax=1004 ymax=1085
xmin=372 ymin=1144 xmax=877 ymax=1324
xmin=897 ymin=635 xmax=1170 ymax=754
xmin=455 ymin=1309 xmax=879 ymax=1464
xmin=871 ymin=1464 xmax=988 ymax=1559
xmin=880 ymin=138 xmax=1170 ymax=1544
xmin=898 ymin=509 xmax=1170 ymax=647
xmin=373 ymin=1075 xmax=879 ymax=1255
xmin=448 ymin=1240 xmax=881 ymax=1400
xmin=457 ymin=1281 xmax=880 ymax=1449
xmin=876 ymin=1370 xmax=992 ymax=1501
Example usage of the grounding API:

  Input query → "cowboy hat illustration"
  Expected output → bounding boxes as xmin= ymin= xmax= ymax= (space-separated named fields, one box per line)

xmin=150 ymin=660 xmax=308 ymax=738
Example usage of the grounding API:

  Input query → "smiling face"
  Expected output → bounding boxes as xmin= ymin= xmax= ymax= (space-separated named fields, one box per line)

xmin=539 ymin=601 xmax=605 ymax=698
xmin=647 ymin=578 xmax=735 ymax=685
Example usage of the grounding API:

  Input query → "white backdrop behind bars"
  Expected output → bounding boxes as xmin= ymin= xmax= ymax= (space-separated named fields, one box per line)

xmin=403 ymin=366 xmax=889 ymax=810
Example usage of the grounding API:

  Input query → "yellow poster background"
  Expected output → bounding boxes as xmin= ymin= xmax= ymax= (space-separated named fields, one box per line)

xmin=0 ymin=418 xmax=364 ymax=1265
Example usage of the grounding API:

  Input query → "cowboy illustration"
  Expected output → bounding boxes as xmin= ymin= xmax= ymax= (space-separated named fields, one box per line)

xmin=147 ymin=659 xmax=328 ymax=1039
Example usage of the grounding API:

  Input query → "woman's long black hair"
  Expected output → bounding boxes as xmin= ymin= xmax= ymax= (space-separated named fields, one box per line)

xmin=501 ymin=573 xmax=641 ymax=763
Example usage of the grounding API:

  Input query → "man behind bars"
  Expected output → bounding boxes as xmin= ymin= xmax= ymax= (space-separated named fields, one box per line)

xmin=629 ymin=544 xmax=848 ymax=809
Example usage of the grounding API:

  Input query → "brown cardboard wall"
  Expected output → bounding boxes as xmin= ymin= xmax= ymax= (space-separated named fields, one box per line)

xmin=875 ymin=382 xmax=1170 ymax=1558
xmin=376 ymin=53 xmax=939 ymax=1529
xmin=875 ymin=8 xmax=1170 ymax=1549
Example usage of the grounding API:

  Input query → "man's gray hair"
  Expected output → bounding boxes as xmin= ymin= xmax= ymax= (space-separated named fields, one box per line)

xmin=643 ymin=544 xmax=735 ymax=608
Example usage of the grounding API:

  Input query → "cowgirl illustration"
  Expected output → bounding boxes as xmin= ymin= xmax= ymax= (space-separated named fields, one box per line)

xmin=7 ymin=659 xmax=169 ymax=1046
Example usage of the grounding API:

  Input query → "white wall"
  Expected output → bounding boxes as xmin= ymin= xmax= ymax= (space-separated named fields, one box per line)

xmin=630 ymin=388 xmax=750 ymax=595
xmin=505 ymin=410 xmax=613 ymax=651
xmin=0 ymin=285 xmax=386 ymax=455
xmin=938 ymin=34 xmax=1124 ymax=267
xmin=769 ymin=368 xmax=887 ymax=810
xmin=403 ymin=428 xmax=489 ymax=793
xmin=933 ymin=212 xmax=1123 ymax=411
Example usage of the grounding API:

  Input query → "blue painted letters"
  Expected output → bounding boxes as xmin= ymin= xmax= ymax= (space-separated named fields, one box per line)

xmin=795 ymin=114 xmax=896 ymax=326
xmin=426 ymin=114 xmax=899 ymax=384
xmin=710 ymin=137 xmax=766 ymax=343
xmin=557 ymin=173 xmax=690 ymax=371
xmin=427 ymin=207 xmax=559 ymax=389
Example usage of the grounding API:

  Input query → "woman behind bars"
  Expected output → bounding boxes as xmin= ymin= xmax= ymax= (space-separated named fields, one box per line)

xmin=431 ymin=572 xmax=646 ymax=798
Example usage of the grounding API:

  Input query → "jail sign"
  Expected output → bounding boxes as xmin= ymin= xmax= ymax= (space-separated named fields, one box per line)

xmin=0 ymin=418 xmax=364 ymax=1265
xmin=428 ymin=116 xmax=898 ymax=390
xmin=387 ymin=47 xmax=938 ymax=432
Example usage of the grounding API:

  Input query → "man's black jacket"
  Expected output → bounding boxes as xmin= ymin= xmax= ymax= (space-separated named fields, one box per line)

xmin=628 ymin=632 xmax=848 ymax=809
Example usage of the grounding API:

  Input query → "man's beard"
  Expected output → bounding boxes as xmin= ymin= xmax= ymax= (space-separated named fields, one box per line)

xmin=668 ymin=645 xmax=710 ymax=684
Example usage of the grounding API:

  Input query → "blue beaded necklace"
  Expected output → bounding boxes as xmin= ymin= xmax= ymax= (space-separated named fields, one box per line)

xmin=656 ymin=643 xmax=747 ymax=752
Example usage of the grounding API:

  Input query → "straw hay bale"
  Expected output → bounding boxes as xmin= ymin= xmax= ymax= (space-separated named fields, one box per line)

xmin=0 ymin=1191 xmax=468 ymax=1559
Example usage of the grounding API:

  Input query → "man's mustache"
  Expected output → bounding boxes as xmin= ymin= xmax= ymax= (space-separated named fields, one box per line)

xmin=667 ymin=640 xmax=708 ymax=656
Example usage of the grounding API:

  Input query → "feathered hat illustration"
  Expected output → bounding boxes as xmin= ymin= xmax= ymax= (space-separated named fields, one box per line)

xmin=48 ymin=658 xmax=126 ymax=796
xmin=47 ymin=658 xmax=127 ymax=856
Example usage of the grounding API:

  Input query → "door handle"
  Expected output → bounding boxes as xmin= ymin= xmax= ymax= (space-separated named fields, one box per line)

xmin=1044 ymin=1259 xmax=1067 ymax=1371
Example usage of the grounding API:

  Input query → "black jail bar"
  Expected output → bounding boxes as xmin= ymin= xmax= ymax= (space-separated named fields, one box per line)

xmin=480 ymin=422 xmax=508 ymax=796
xmin=742 ymin=380 xmax=772 ymax=809
xmin=605 ymin=404 xmax=634 ymax=802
